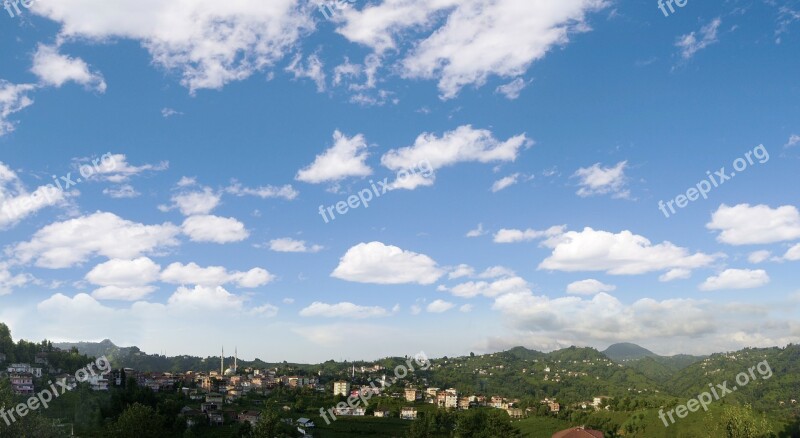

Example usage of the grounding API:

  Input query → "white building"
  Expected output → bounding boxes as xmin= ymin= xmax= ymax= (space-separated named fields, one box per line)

xmin=333 ymin=381 xmax=351 ymax=397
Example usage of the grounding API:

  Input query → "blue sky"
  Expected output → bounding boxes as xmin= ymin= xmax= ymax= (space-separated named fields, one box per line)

xmin=0 ymin=0 xmax=799 ymax=363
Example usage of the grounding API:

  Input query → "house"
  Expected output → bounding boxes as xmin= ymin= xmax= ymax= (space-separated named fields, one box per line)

xmin=86 ymin=375 xmax=109 ymax=391
xmin=206 ymin=393 xmax=224 ymax=404
xmin=549 ymin=402 xmax=561 ymax=413
xmin=9 ymin=373 xmax=34 ymax=395
xmin=209 ymin=411 xmax=224 ymax=426
xmin=551 ymin=426 xmax=604 ymax=438
xmin=333 ymin=380 xmax=351 ymax=396
xmin=405 ymin=388 xmax=421 ymax=402
xmin=201 ymin=403 xmax=219 ymax=413
xmin=400 ymin=407 xmax=418 ymax=420
xmin=238 ymin=411 xmax=261 ymax=425
xmin=444 ymin=388 xmax=458 ymax=409
xmin=373 ymin=410 xmax=390 ymax=418
xmin=180 ymin=407 xmax=204 ymax=428
xmin=333 ymin=407 xmax=366 ymax=416
xmin=7 ymin=363 xmax=39 ymax=377
xmin=297 ymin=418 xmax=315 ymax=428
xmin=34 ymin=353 xmax=49 ymax=366
xmin=506 ymin=408 xmax=524 ymax=419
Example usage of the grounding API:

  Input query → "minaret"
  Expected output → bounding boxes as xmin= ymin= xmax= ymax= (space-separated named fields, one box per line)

xmin=234 ymin=347 xmax=238 ymax=373
xmin=221 ymin=347 xmax=224 ymax=375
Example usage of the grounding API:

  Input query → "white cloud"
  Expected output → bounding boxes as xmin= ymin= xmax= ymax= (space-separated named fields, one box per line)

xmin=538 ymin=227 xmax=719 ymax=275
xmin=699 ymin=269 xmax=770 ymax=291
xmin=167 ymin=285 xmax=245 ymax=311
xmin=0 ymin=80 xmax=36 ymax=136
xmin=466 ymin=223 xmax=486 ymax=238
xmin=459 ymin=304 xmax=473 ymax=313
xmin=448 ymin=264 xmax=475 ymax=279
xmin=659 ymin=268 xmax=691 ymax=282
xmin=102 ymin=184 xmax=140 ymax=199
xmin=493 ymin=291 xmax=717 ymax=342
xmin=381 ymin=126 xmax=532 ymax=188
xmin=707 ymin=204 xmax=800 ymax=245
xmin=427 ymin=299 xmax=454 ymax=313
xmin=495 ymin=78 xmax=527 ymax=100
xmin=493 ymin=225 xmax=565 ymax=243
xmin=443 ymin=276 xmax=530 ymax=299
xmin=573 ymin=161 xmax=629 ymax=198
xmin=786 ymin=134 xmax=800 ymax=148
xmin=13 ymin=212 xmax=180 ymax=268
xmin=181 ymin=215 xmax=249 ymax=243
xmin=0 ymin=162 xmax=69 ymax=228
xmin=677 ymin=17 xmax=722 ymax=60
xmin=92 ymin=286 xmax=157 ymax=301
xmin=296 ymin=131 xmax=372 ymax=184
xmin=161 ymin=107 xmax=183 ymax=118
xmin=748 ymin=250 xmax=772 ymax=264
xmin=268 ymin=238 xmax=323 ymax=253
xmin=337 ymin=0 xmax=607 ymax=98
xmin=0 ymin=262 xmax=31 ymax=296
xmin=299 ymin=301 xmax=394 ymax=319
xmin=566 ymin=279 xmax=616 ymax=295
xmin=85 ymin=257 xmax=161 ymax=287
xmin=160 ymin=262 xmax=274 ymax=288
xmin=30 ymin=44 xmax=106 ymax=92
xmin=169 ymin=187 xmax=221 ymax=216
xmin=30 ymin=0 xmax=315 ymax=93
xmin=285 ymin=53 xmax=326 ymax=92
xmin=225 ymin=182 xmax=299 ymax=200
xmin=785 ymin=244 xmax=800 ymax=261
xmin=331 ymin=241 xmax=444 ymax=285
xmin=90 ymin=154 xmax=168 ymax=183
xmin=491 ymin=173 xmax=520 ymax=192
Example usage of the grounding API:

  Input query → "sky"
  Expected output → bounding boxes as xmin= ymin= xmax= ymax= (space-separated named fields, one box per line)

xmin=0 ymin=0 xmax=799 ymax=363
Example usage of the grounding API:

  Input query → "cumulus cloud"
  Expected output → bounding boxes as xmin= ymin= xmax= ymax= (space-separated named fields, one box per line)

xmin=785 ymin=244 xmax=800 ymax=261
xmin=493 ymin=225 xmax=565 ymax=243
xmin=427 ymin=299 xmax=455 ymax=313
xmin=659 ymin=268 xmax=691 ymax=282
xmin=573 ymin=161 xmax=629 ymax=198
xmin=296 ymin=131 xmax=372 ymax=184
xmin=31 ymin=44 xmax=106 ymax=92
xmin=0 ymin=262 xmax=31 ymax=296
xmin=268 ymin=238 xmax=323 ymax=253
xmin=381 ymin=126 xmax=531 ymax=188
xmin=493 ymin=291 xmax=717 ymax=342
xmin=566 ymin=279 xmax=616 ymax=295
xmin=0 ymin=80 xmax=36 ymax=136
xmin=285 ymin=53 xmax=326 ymax=92
xmin=676 ymin=18 xmax=722 ymax=60
xmin=538 ymin=227 xmax=718 ymax=275
xmin=181 ymin=215 xmax=249 ymax=243
xmin=166 ymin=187 xmax=221 ymax=216
xmin=89 ymin=154 xmax=168 ymax=183
xmin=495 ymin=78 xmax=528 ymax=100
xmin=336 ymin=0 xmax=607 ymax=98
xmin=748 ymin=250 xmax=772 ymax=264
xmin=466 ymin=223 xmax=486 ymax=238
xmin=442 ymin=276 xmax=531 ymax=299
xmin=85 ymin=257 xmax=161 ymax=301
xmin=786 ymin=134 xmax=800 ymax=148
xmin=299 ymin=301 xmax=395 ymax=319
xmin=331 ymin=241 xmax=444 ymax=285
xmin=167 ymin=285 xmax=246 ymax=311
xmin=30 ymin=0 xmax=315 ymax=93
xmin=225 ymin=182 xmax=299 ymax=200
xmin=0 ymin=162 xmax=69 ymax=228
xmin=160 ymin=262 xmax=274 ymax=288
xmin=699 ymin=269 xmax=770 ymax=291
xmin=491 ymin=173 xmax=521 ymax=192
xmin=707 ymin=204 xmax=800 ymax=245
xmin=102 ymin=184 xmax=140 ymax=199
xmin=12 ymin=212 xmax=180 ymax=268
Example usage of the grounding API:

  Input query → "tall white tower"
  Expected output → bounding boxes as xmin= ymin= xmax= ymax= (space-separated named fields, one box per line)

xmin=221 ymin=346 xmax=224 ymax=375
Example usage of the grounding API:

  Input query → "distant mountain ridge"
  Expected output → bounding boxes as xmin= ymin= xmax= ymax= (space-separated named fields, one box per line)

xmin=602 ymin=342 xmax=706 ymax=382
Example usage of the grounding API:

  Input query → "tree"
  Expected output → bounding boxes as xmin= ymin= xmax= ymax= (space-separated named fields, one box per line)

xmin=251 ymin=410 xmax=280 ymax=438
xmin=705 ymin=404 xmax=775 ymax=438
xmin=107 ymin=403 xmax=167 ymax=438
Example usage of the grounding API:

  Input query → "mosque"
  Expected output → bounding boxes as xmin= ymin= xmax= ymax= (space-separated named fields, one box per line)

xmin=220 ymin=347 xmax=238 ymax=377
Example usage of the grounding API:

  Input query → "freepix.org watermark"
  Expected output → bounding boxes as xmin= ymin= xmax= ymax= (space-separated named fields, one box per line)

xmin=3 ymin=0 xmax=36 ymax=18
xmin=658 ymin=360 xmax=773 ymax=427
xmin=317 ymin=0 xmax=355 ymax=20
xmin=657 ymin=0 xmax=689 ymax=17
xmin=318 ymin=351 xmax=431 ymax=425
xmin=658 ymin=144 xmax=769 ymax=219
xmin=0 ymin=152 xmax=116 ymax=224
xmin=318 ymin=160 xmax=434 ymax=224
xmin=1 ymin=356 xmax=111 ymax=427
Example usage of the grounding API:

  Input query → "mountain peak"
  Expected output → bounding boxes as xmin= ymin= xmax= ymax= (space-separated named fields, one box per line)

xmin=602 ymin=343 xmax=656 ymax=361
